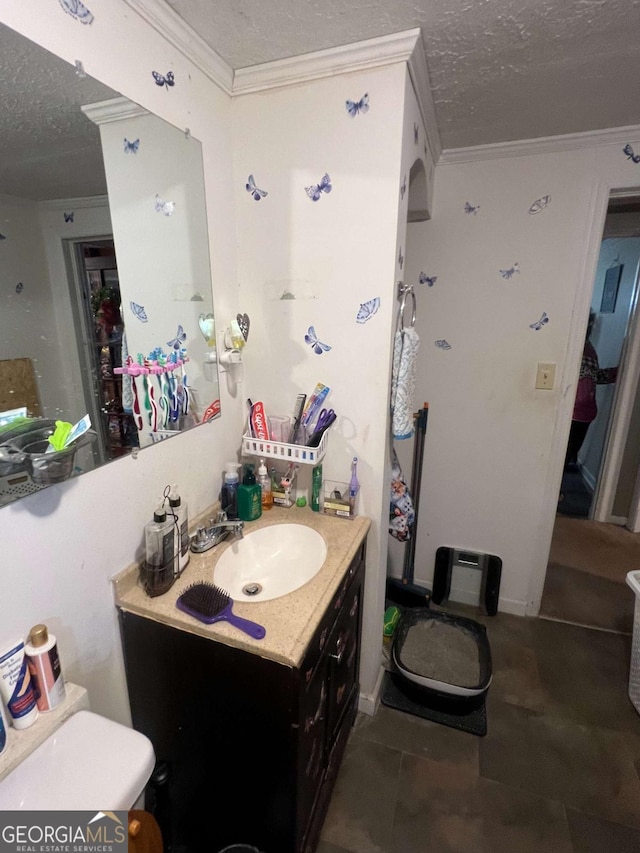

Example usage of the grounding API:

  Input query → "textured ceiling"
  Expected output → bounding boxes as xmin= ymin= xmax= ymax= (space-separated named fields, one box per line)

xmin=165 ymin=0 xmax=640 ymax=148
xmin=0 ymin=25 xmax=117 ymax=201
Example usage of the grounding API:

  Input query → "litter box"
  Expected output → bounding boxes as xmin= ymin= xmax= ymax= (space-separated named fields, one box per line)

xmin=382 ymin=609 xmax=492 ymax=735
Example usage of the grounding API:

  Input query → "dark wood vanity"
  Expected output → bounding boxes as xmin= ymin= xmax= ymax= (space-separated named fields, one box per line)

xmin=118 ymin=538 xmax=365 ymax=853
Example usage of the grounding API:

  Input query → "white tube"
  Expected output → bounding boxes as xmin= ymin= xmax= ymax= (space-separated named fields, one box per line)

xmin=0 ymin=640 xmax=39 ymax=729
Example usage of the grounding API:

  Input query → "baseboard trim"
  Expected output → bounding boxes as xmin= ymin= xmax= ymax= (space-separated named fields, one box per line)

xmin=358 ymin=665 xmax=384 ymax=716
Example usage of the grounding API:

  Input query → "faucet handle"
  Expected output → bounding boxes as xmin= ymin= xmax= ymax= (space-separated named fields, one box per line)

xmin=215 ymin=510 xmax=228 ymax=523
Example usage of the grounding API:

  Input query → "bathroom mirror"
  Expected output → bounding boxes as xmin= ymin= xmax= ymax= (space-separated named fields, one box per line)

xmin=0 ymin=23 xmax=220 ymax=508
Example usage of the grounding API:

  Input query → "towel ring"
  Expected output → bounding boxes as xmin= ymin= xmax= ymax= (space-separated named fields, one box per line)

xmin=398 ymin=288 xmax=416 ymax=330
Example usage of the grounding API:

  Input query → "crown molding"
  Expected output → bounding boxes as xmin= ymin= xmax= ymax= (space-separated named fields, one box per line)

xmin=81 ymin=96 xmax=148 ymax=126
xmin=39 ymin=195 xmax=109 ymax=210
xmin=405 ymin=31 xmax=442 ymax=164
xmin=440 ymin=123 xmax=640 ymax=164
xmin=121 ymin=0 xmax=234 ymax=95
xmin=233 ymin=29 xmax=422 ymax=95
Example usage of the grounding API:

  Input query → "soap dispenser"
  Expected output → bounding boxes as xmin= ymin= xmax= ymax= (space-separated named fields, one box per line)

xmin=168 ymin=484 xmax=190 ymax=576
xmin=238 ymin=463 xmax=262 ymax=521
xmin=220 ymin=463 xmax=241 ymax=520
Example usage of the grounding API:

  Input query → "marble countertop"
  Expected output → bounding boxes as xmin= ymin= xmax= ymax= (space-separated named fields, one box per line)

xmin=113 ymin=506 xmax=370 ymax=669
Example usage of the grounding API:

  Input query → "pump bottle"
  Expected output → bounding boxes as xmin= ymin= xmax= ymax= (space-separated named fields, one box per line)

xmin=238 ymin=463 xmax=262 ymax=521
xmin=221 ymin=463 xmax=241 ymax=519
xmin=145 ymin=506 xmax=178 ymax=573
xmin=169 ymin=485 xmax=190 ymax=576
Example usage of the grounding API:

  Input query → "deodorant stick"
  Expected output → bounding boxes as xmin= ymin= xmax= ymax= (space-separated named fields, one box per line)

xmin=25 ymin=624 xmax=65 ymax=712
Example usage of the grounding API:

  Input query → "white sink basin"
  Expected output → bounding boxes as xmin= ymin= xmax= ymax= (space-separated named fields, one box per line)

xmin=214 ymin=523 xmax=327 ymax=602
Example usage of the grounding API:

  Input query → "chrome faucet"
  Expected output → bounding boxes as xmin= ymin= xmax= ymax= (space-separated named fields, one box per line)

xmin=190 ymin=511 xmax=244 ymax=553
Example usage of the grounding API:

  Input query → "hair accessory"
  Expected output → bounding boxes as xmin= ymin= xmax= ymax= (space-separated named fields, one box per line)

xmin=176 ymin=583 xmax=266 ymax=639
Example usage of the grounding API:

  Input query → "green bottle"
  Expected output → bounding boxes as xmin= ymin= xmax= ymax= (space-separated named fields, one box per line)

xmin=311 ymin=464 xmax=322 ymax=512
xmin=237 ymin=463 xmax=262 ymax=521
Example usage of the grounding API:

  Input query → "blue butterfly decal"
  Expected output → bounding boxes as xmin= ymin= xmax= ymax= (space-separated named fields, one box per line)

xmin=529 ymin=312 xmax=549 ymax=330
xmin=500 ymin=262 xmax=520 ymax=279
xmin=356 ymin=298 xmax=381 ymax=324
xmin=419 ymin=272 xmax=437 ymax=287
xmin=246 ymin=174 xmax=268 ymax=201
xmin=130 ymin=302 xmax=148 ymax=322
xmin=398 ymin=247 xmax=404 ymax=269
xmin=124 ymin=138 xmax=140 ymax=154
xmin=304 ymin=326 xmax=332 ymax=354
xmin=168 ymin=325 xmax=187 ymax=350
xmin=529 ymin=195 xmax=551 ymax=214
xmin=152 ymin=70 xmax=175 ymax=90
xmin=59 ymin=0 xmax=94 ymax=24
xmin=346 ymin=93 xmax=369 ymax=117
xmin=0 ymin=233 xmax=5 ymax=240
xmin=155 ymin=195 xmax=175 ymax=216
xmin=15 ymin=282 xmax=23 ymax=294
xmin=400 ymin=174 xmax=407 ymax=200
xmin=74 ymin=60 xmax=86 ymax=78
xmin=623 ymin=143 xmax=640 ymax=164
xmin=464 ymin=202 xmax=480 ymax=215
xmin=435 ymin=339 xmax=452 ymax=350
xmin=414 ymin=123 xmax=419 ymax=145
xmin=305 ymin=173 xmax=332 ymax=201
xmin=64 ymin=211 xmax=74 ymax=223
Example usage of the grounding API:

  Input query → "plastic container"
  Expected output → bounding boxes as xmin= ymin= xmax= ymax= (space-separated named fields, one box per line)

xmin=169 ymin=485 xmax=190 ymax=576
xmin=0 ymin=639 xmax=39 ymax=729
xmin=25 ymin=624 xmax=66 ymax=712
xmin=141 ymin=507 xmax=178 ymax=597
xmin=626 ymin=570 xmax=640 ymax=713
xmin=221 ymin=462 xmax=241 ymax=520
xmin=241 ymin=429 xmax=328 ymax=466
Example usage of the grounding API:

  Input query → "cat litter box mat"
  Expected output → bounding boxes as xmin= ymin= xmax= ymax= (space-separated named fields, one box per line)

xmin=381 ymin=670 xmax=487 ymax=737
xmin=391 ymin=608 xmax=492 ymax=698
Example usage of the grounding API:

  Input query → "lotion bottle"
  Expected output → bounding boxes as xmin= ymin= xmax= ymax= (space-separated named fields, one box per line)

xmin=238 ymin=463 xmax=262 ymax=521
xmin=257 ymin=458 xmax=273 ymax=510
xmin=25 ymin=624 xmax=66 ymax=712
xmin=0 ymin=640 xmax=38 ymax=729
xmin=169 ymin=485 xmax=190 ymax=576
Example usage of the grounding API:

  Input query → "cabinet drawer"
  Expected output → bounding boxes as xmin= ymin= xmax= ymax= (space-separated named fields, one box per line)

xmin=327 ymin=581 xmax=361 ymax=742
xmin=301 ymin=545 xmax=364 ymax=690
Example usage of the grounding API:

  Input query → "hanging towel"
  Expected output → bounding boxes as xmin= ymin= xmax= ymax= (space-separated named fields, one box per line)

xmin=391 ymin=326 xmax=420 ymax=440
xmin=389 ymin=447 xmax=415 ymax=541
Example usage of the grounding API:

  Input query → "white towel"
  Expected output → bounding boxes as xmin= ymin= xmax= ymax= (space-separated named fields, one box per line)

xmin=391 ymin=326 xmax=420 ymax=440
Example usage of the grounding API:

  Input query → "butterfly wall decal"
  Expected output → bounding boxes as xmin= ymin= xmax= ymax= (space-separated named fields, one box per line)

xmin=305 ymin=326 xmax=332 ymax=354
xmin=346 ymin=93 xmax=369 ymax=117
xmin=435 ymin=339 xmax=452 ymax=350
xmin=124 ymin=138 xmax=140 ymax=154
xmin=398 ymin=247 xmax=404 ymax=269
xmin=305 ymin=173 xmax=332 ymax=201
xmin=623 ymin=143 xmax=640 ymax=164
xmin=464 ymin=202 xmax=480 ymax=215
xmin=419 ymin=272 xmax=437 ymax=287
xmin=529 ymin=312 xmax=549 ymax=330
xmin=414 ymin=123 xmax=419 ymax=144
xmin=74 ymin=60 xmax=86 ymax=78
xmin=155 ymin=195 xmax=175 ymax=216
xmin=356 ymin=298 xmax=381 ymax=324
xmin=528 ymin=195 xmax=551 ymax=214
xmin=152 ymin=70 xmax=175 ymax=90
xmin=64 ymin=211 xmax=74 ymax=223
xmin=400 ymin=174 xmax=407 ymax=200
xmin=500 ymin=262 xmax=520 ymax=279
xmin=168 ymin=325 xmax=187 ymax=350
xmin=0 ymin=233 xmax=5 ymax=240
xmin=15 ymin=282 xmax=23 ymax=294
xmin=130 ymin=302 xmax=148 ymax=322
xmin=59 ymin=0 xmax=94 ymax=24
xmin=246 ymin=175 xmax=268 ymax=201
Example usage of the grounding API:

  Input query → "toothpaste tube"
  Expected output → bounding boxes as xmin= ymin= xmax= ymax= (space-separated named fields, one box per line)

xmin=64 ymin=414 xmax=92 ymax=447
xmin=302 ymin=384 xmax=330 ymax=427
xmin=250 ymin=402 xmax=270 ymax=440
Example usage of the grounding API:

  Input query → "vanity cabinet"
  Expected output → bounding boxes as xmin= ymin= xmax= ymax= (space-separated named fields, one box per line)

xmin=118 ymin=541 xmax=365 ymax=853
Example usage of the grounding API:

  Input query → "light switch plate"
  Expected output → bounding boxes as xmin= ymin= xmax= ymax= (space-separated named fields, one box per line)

xmin=536 ymin=362 xmax=556 ymax=390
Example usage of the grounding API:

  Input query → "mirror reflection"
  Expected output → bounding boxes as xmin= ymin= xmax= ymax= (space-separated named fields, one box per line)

xmin=0 ymin=24 xmax=220 ymax=508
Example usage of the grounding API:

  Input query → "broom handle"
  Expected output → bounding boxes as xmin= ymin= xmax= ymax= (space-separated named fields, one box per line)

xmin=402 ymin=403 xmax=429 ymax=584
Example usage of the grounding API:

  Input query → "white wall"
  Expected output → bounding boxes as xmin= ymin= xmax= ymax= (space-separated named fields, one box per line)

xmin=0 ymin=1 xmax=240 ymax=725
xmin=232 ymin=62 xmax=407 ymax=700
xmin=407 ymin=142 xmax=640 ymax=614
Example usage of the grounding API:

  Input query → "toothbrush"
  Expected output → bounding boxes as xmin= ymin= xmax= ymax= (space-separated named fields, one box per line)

xmin=349 ymin=457 xmax=359 ymax=515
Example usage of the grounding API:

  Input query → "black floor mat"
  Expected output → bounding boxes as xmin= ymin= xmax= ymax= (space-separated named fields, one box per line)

xmin=381 ymin=670 xmax=488 ymax=737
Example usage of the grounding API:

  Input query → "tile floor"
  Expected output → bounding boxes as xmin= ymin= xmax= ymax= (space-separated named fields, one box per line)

xmin=318 ymin=610 xmax=640 ymax=853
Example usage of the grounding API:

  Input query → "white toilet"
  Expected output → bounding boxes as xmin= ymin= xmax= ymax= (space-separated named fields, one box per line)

xmin=0 ymin=710 xmax=155 ymax=810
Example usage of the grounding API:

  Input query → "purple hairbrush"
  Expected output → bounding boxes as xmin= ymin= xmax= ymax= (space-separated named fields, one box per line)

xmin=176 ymin=582 xmax=266 ymax=639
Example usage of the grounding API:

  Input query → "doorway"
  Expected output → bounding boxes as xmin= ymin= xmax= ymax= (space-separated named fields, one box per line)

xmin=65 ymin=237 xmax=138 ymax=465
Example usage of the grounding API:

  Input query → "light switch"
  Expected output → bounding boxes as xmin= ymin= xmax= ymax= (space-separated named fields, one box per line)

xmin=535 ymin=362 xmax=556 ymax=390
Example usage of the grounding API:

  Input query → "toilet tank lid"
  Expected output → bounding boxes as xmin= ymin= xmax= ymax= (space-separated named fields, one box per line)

xmin=0 ymin=710 xmax=155 ymax=811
